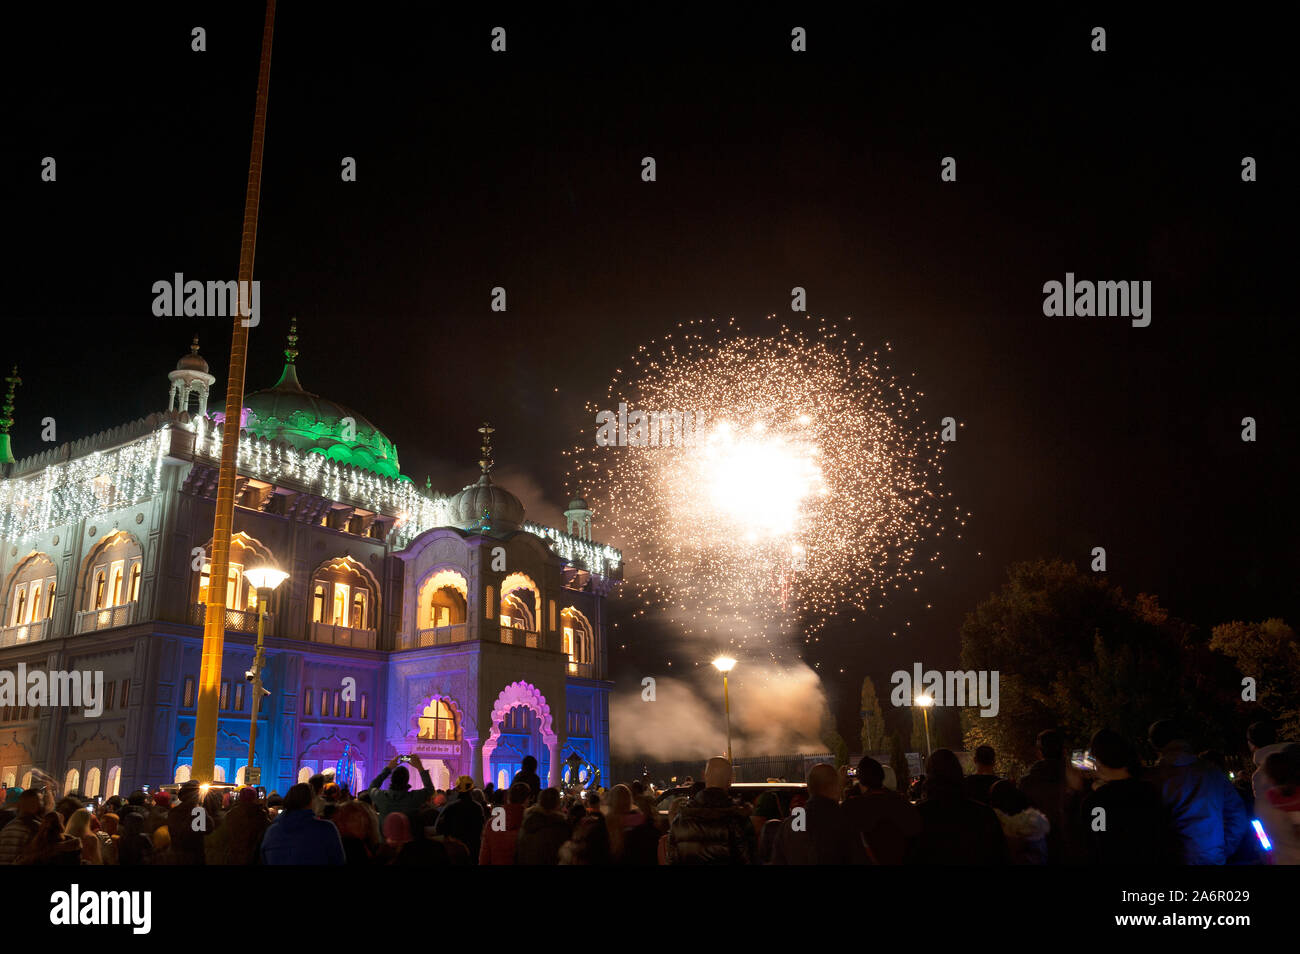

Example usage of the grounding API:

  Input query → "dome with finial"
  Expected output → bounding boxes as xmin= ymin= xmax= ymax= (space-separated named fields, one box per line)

xmin=567 ymin=497 xmax=590 ymax=511
xmin=242 ymin=318 xmax=404 ymax=481
xmin=447 ymin=422 xmax=525 ymax=531
xmin=176 ymin=335 xmax=210 ymax=373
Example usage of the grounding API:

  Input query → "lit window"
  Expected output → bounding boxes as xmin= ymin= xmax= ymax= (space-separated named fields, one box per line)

xmin=220 ymin=681 xmax=229 ymax=710
xmin=360 ymin=693 xmax=367 ymax=719
xmin=128 ymin=562 xmax=142 ymax=602
xmin=304 ymin=688 xmax=313 ymax=716
xmin=120 ymin=679 xmax=129 ymax=708
xmin=418 ymin=700 xmax=458 ymax=741
xmin=183 ymin=677 xmax=195 ymax=708
xmin=93 ymin=571 xmax=107 ymax=610
xmin=234 ymin=683 xmax=245 ymax=711
xmin=46 ymin=582 xmax=56 ymax=619
xmin=313 ymin=585 xmax=326 ymax=623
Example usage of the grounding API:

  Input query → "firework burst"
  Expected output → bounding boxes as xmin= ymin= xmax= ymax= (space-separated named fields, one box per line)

xmin=568 ymin=315 xmax=963 ymax=646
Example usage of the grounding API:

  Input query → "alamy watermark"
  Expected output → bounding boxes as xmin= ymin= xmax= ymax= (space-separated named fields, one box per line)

xmin=891 ymin=663 xmax=999 ymax=717
xmin=595 ymin=402 xmax=706 ymax=447
xmin=0 ymin=663 xmax=105 ymax=717
xmin=151 ymin=273 xmax=260 ymax=327
xmin=1042 ymin=273 xmax=1150 ymax=327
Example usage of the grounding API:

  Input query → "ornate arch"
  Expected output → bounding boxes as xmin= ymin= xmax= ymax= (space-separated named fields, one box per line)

xmin=75 ymin=530 xmax=143 ymax=610
xmin=2 ymin=552 xmax=56 ymax=624
xmin=309 ymin=554 xmax=382 ymax=627
xmin=406 ymin=693 xmax=465 ymax=740
xmin=481 ymin=680 xmax=559 ymax=785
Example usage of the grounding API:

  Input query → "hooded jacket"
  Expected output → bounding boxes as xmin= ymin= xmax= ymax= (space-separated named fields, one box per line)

xmin=259 ymin=808 xmax=345 ymax=865
xmin=479 ymin=802 xmax=526 ymax=865
xmin=515 ymin=806 xmax=571 ymax=865
xmin=1147 ymin=746 xmax=1249 ymax=864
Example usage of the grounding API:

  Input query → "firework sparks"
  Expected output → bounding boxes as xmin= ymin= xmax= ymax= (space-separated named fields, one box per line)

xmin=568 ymin=315 xmax=963 ymax=646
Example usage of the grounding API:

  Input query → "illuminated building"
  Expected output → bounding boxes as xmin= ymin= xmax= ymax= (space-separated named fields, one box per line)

xmin=0 ymin=324 xmax=620 ymax=796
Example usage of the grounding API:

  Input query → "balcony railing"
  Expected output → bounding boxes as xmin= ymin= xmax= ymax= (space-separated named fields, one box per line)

xmin=409 ymin=623 xmax=468 ymax=649
xmin=498 ymin=625 xmax=539 ymax=649
xmin=0 ymin=619 xmax=48 ymax=648
xmin=566 ymin=660 xmax=595 ymax=679
xmin=189 ymin=603 xmax=262 ymax=635
xmin=310 ymin=621 xmax=377 ymax=649
xmin=74 ymin=602 xmax=138 ymax=634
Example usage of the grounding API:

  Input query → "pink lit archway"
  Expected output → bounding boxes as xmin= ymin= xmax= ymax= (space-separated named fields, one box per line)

xmin=480 ymin=680 xmax=558 ymax=786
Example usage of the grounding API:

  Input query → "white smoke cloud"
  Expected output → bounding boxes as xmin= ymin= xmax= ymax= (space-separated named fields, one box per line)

xmin=611 ymin=659 xmax=830 ymax=761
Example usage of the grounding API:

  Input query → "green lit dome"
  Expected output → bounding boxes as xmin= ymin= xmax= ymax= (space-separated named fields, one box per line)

xmin=242 ymin=319 xmax=404 ymax=481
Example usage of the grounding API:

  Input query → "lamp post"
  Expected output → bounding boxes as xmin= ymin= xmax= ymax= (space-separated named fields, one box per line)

xmin=915 ymin=693 xmax=934 ymax=761
xmin=242 ymin=565 xmax=288 ymax=786
xmin=712 ymin=656 xmax=737 ymax=764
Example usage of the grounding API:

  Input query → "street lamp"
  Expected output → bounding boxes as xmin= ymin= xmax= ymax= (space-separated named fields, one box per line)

xmin=712 ymin=656 xmax=737 ymax=764
xmin=915 ymin=693 xmax=934 ymax=761
xmin=242 ymin=564 xmax=288 ymax=786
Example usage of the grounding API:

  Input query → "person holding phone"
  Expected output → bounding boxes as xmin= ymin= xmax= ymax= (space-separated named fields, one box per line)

xmin=368 ymin=754 xmax=436 ymax=830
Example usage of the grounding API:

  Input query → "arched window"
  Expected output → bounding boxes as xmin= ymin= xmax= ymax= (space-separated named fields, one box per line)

xmin=175 ymin=765 xmax=192 ymax=784
xmin=93 ymin=572 xmax=106 ymax=609
xmin=85 ymin=766 xmax=101 ymax=797
xmin=310 ymin=558 xmax=376 ymax=630
xmin=109 ymin=564 xmax=124 ymax=606
xmin=106 ymin=765 xmax=121 ymax=797
xmin=418 ymin=699 xmax=459 ymax=741
xmin=561 ymin=607 xmax=594 ymax=674
xmin=128 ymin=563 xmax=142 ymax=602
xmin=21 ymin=771 xmax=33 ymax=789
xmin=64 ymin=768 xmax=80 ymax=794
xmin=1 ymin=771 xmax=15 ymax=788
xmin=297 ymin=767 xmax=313 ymax=784
xmin=213 ymin=764 xmax=226 ymax=782
xmin=313 ymin=585 xmax=326 ymax=623
xmin=418 ymin=569 xmax=468 ymax=632
xmin=499 ymin=574 xmax=540 ymax=632
xmin=195 ymin=533 xmax=273 ymax=613
xmin=5 ymin=556 xmax=55 ymax=631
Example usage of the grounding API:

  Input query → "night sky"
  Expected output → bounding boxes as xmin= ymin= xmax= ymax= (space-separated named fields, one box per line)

xmin=5 ymin=7 xmax=1294 ymax=742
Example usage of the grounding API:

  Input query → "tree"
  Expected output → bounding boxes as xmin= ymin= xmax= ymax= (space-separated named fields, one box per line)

xmin=959 ymin=558 xmax=1231 ymax=772
xmin=1210 ymin=619 xmax=1300 ymax=738
xmin=859 ymin=676 xmax=887 ymax=754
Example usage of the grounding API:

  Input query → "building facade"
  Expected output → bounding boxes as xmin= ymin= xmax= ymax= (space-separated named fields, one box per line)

xmin=0 ymin=328 xmax=620 ymax=798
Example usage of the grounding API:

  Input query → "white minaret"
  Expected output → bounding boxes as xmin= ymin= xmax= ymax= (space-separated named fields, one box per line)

xmin=168 ymin=334 xmax=217 ymax=417
xmin=564 ymin=496 xmax=593 ymax=540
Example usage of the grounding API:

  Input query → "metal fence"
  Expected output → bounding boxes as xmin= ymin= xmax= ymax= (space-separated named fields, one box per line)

xmin=610 ymin=752 xmax=838 ymax=786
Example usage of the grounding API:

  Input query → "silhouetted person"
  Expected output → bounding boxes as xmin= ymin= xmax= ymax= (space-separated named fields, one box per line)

xmin=1081 ymin=729 xmax=1164 ymax=865
xmin=910 ymin=749 xmax=1007 ymax=865
xmin=963 ymin=745 xmax=1001 ymax=804
xmin=842 ymin=756 xmax=921 ymax=865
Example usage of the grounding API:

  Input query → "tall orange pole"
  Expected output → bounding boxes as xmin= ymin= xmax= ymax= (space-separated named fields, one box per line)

xmin=194 ymin=0 xmax=277 ymax=783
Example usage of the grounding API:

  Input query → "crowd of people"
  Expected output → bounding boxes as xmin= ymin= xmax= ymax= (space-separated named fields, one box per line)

xmin=0 ymin=719 xmax=1295 ymax=865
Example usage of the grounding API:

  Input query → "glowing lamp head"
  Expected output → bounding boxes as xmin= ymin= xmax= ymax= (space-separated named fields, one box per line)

xmin=712 ymin=656 xmax=737 ymax=673
xmin=245 ymin=565 xmax=289 ymax=592
xmin=915 ymin=694 xmax=935 ymax=708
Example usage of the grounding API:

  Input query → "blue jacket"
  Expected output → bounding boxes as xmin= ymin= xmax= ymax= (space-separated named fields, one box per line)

xmin=1147 ymin=748 xmax=1249 ymax=865
xmin=260 ymin=809 xmax=345 ymax=865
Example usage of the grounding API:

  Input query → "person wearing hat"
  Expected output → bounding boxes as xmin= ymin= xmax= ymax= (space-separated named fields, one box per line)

xmin=367 ymin=754 xmax=436 ymax=831
xmin=0 ymin=786 xmax=23 ymax=831
xmin=434 ymin=775 xmax=485 ymax=862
